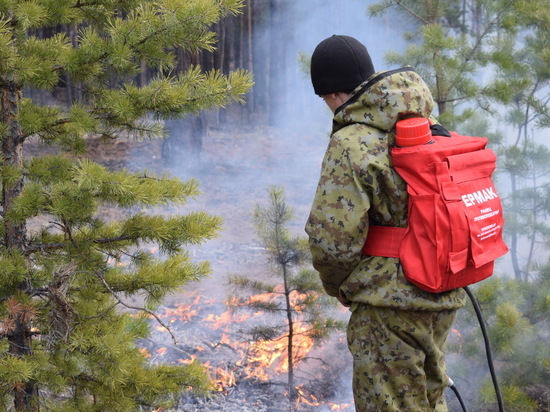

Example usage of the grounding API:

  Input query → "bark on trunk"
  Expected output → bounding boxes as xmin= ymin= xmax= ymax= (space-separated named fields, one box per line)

xmin=1 ymin=79 xmax=37 ymax=411
xmin=1 ymin=80 xmax=25 ymax=250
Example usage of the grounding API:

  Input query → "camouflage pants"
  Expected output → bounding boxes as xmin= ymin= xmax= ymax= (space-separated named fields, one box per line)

xmin=347 ymin=304 xmax=457 ymax=411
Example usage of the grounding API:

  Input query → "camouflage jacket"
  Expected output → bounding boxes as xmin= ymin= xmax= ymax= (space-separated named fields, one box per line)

xmin=305 ymin=68 xmax=465 ymax=311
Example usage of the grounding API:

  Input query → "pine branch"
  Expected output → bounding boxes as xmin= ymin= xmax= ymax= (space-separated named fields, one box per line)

xmin=56 ymin=1 xmax=224 ymax=76
xmin=72 ymin=1 xmax=110 ymax=10
xmin=24 ymin=242 xmax=66 ymax=256
xmin=88 ymin=269 xmax=178 ymax=345
xmin=21 ymin=118 xmax=70 ymax=140
xmin=201 ymin=339 xmax=241 ymax=355
xmin=25 ymin=234 xmax=135 ymax=256
xmin=394 ymin=0 xmax=431 ymax=25
xmin=141 ymin=337 xmax=193 ymax=357
xmin=76 ymin=303 xmax=118 ymax=320
xmin=94 ymin=234 xmax=134 ymax=245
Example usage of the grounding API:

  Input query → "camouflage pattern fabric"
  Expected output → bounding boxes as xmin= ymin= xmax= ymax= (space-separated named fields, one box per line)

xmin=347 ymin=303 xmax=456 ymax=411
xmin=305 ymin=67 xmax=466 ymax=310
xmin=305 ymin=68 xmax=466 ymax=411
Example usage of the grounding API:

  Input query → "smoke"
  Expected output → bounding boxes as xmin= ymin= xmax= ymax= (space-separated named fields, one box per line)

xmin=151 ymin=0 xmax=410 ymax=409
xmin=134 ymin=1 xmax=539 ymax=410
xmin=270 ymin=0 xmax=410 ymax=129
xmin=160 ymin=1 xmax=412 ymax=303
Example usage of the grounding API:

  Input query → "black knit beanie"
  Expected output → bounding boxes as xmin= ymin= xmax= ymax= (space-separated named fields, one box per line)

xmin=310 ymin=35 xmax=375 ymax=96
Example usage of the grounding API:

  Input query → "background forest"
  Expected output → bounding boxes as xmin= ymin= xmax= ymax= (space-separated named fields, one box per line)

xmin=0 ymin=0 xmax=548 ymax=411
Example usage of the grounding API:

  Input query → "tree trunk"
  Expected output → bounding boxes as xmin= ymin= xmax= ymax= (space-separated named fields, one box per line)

xmin=162 ymin=115 xmax=206 ymax=172
xmin=509 ymin=173 xmax=523 ymax=280
xmin=69 ymin=23 xmax=82 ymax=103
xmin=9 ymin=313 xmax=38 ymax=412
xmin=470 ymin=0 xmax=482 ymax=37
xmin=1 ymin=81 xmax=25 ymax=251
xmin=245 ymin=2 xmax=253 ymax=120
xmin=283 ymin=264 xmax=295 ymax=403
xmin=268 ymin=0 xmax=285 ymax=126
xmin=1 ymin=80 xmax=37 ymax=411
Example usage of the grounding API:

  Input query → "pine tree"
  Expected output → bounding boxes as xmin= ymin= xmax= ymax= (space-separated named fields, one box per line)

xmin=0 ymin=1 xmax=253 ymax=410
xmin=494 ymin=0 xmax=550 ymax=281
xmin=227 ymin=186 xmax=344 ymax=410
xmin=369 ymin=0 xmax=522 ymax=128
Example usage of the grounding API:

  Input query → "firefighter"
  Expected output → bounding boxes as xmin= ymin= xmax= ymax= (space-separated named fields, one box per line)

xmin=305 ymin=35 xmax=466 ymax=411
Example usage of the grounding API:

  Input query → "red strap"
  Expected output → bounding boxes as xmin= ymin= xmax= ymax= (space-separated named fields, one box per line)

xmin=362 ymin=226 xmax=407 ymax=258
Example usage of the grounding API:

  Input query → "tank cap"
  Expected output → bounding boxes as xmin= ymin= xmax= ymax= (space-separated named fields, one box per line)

xmin=395 ymin=117 xmax=432 ymax=147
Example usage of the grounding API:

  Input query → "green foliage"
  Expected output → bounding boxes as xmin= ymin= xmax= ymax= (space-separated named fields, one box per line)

xmin=0 ymin=0 xmax=252 ymax=409
xmin=0 ymin=0 xmax=253 ymax=150
xmin=0 ymin=312 xmax=213 ymax=410
xmin=0 ymin=250 xmax=27 ymax=295
xmin=485 ymin=2 xmax=550 ymax=285
xmin=369 ymin=0 xmax=525 ymax=128
xmin=480 ymin=382 xmax=539 ymax=412
xmin=451 ymin=276 xmax=549 ymax=410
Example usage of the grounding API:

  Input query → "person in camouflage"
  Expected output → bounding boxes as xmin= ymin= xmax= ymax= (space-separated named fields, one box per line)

xmin=305 ymin=35 xmax=466 ymax=411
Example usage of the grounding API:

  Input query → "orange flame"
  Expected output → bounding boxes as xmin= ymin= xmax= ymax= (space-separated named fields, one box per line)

xmin=295 ymin=384 xmax=321 ymax=406
xmin=213 ymin=367 xmax=237 ymax=391
xmin=152 ymin=289 xmax=352 ymax=407
xmin=329 ymin=403 xmax=353 ymax=410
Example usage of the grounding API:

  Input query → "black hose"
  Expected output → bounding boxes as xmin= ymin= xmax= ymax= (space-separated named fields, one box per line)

xmin=448 ymin=377 xmax=469 ymax=412
xmin=463 ymin=286 xmax=505 ymax=412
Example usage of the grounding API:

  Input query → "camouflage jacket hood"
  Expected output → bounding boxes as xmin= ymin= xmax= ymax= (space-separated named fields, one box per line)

xmin=333 ymin=67 xmax=434 ymax=139
xmin=305 ymin=67 xmax=465 ymax=310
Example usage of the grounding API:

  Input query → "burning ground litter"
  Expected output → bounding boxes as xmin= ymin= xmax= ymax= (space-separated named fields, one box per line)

xmin=141 ymin=288 xmax=354 ymax=411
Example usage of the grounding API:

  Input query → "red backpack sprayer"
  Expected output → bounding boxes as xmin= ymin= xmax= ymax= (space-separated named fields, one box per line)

xmin=363 ymin=117 xmax=509 ymax=412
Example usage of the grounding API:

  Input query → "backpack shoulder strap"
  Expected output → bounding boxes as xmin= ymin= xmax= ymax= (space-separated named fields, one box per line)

xmin=362 ymin=226 xmax=407 ymax=258
xmin=430 ymin=124 xmax=452 ymax=137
